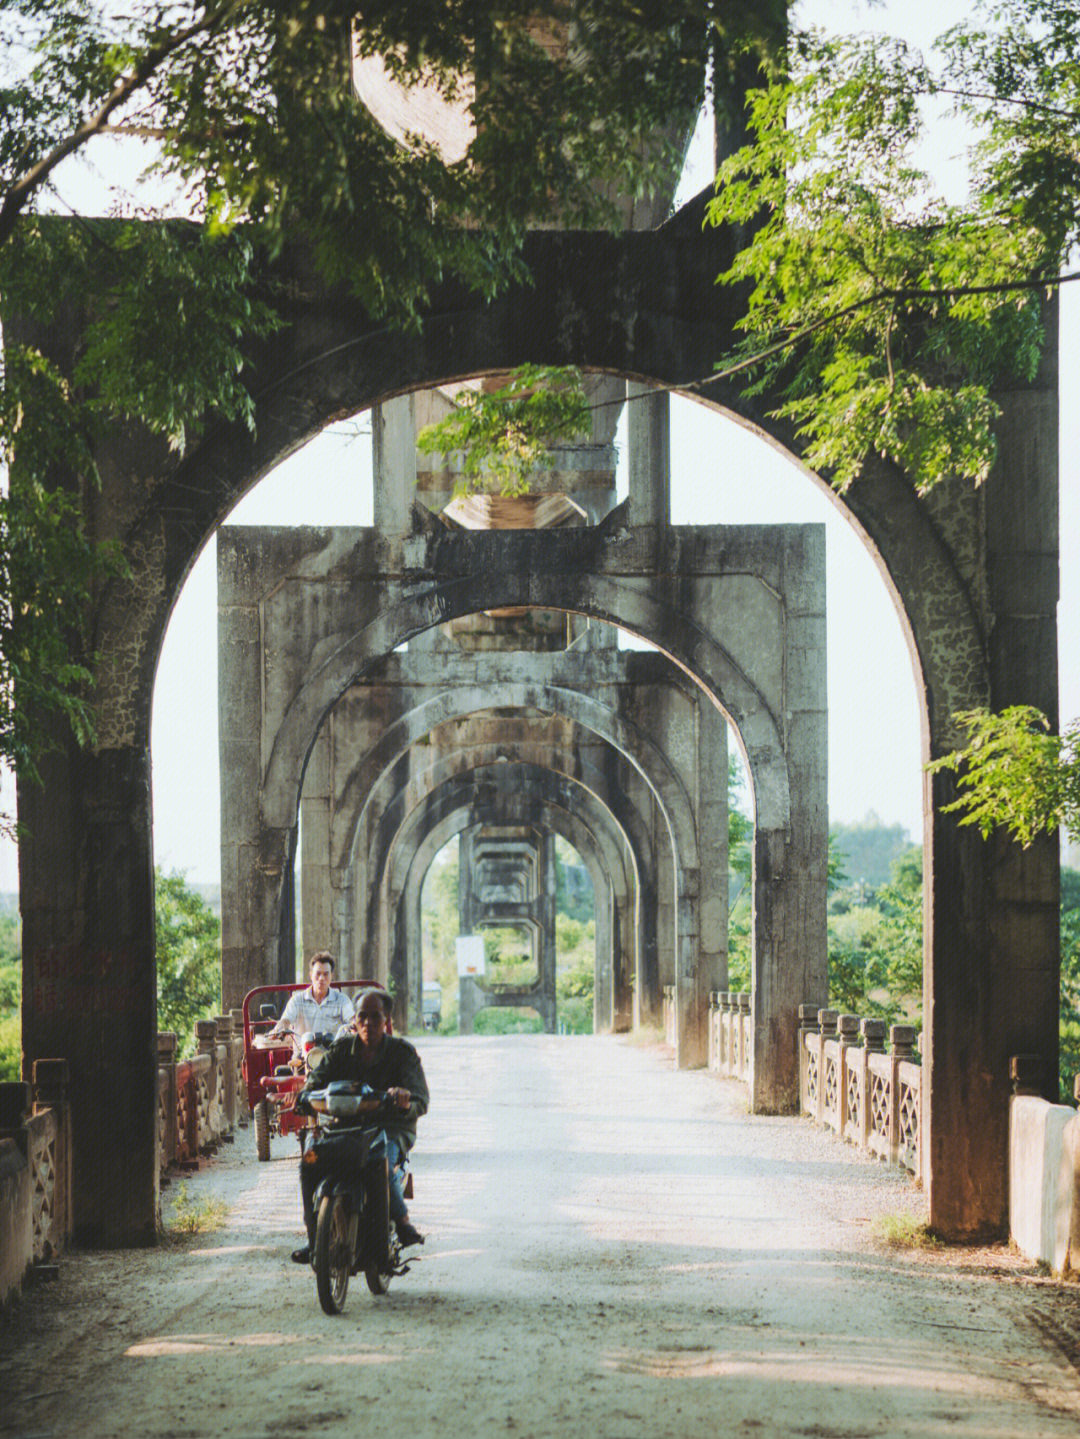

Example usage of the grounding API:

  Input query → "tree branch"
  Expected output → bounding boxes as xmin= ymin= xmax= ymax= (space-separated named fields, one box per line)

xmin=0 ymin=0 xmax=241 ymax=248
xmin=594 ymin=268 xmax=1080 ymax=414
xmin=931 ymin=85 xmax=1076 ymax=121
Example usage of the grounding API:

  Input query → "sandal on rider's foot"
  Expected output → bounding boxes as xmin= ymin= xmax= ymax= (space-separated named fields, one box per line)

xmin=395 ymin=1220 xmax=424 ymax=1248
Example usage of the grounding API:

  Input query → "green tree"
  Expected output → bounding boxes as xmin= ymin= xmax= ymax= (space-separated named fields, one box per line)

xmin=555 ymin=836 xmax=593 ymax=924
xmin=705 ymin=2 xmax=1078 ymax=494
xmin=0 ymin=908 xmax=21 ymax=1080
xmin=0 ymin=0 xmax=722 ymax=816
xmin=155 ymin=868 xmax=221 ymax=1057
xmin=1059 ymin=868 xmax=1080 ymax=1097
xmin=928 ymin=706 xmax=1080 ymax=847
xmin=555 ymin=911 xmax=595 ymax=1034
xmin=829 ymin=815 xmax=914 ymax=891
xmin=726 ymin=753 xmax=753 ymax=991
xmin=415 ymin=365 xmax=591 ymax=498
xmin=483 ymin=925 xmax=535 ymax=986
xmin=826 ymin=847 xmax=923 ymax=1026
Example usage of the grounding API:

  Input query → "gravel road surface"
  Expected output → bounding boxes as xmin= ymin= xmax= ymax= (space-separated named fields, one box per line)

xmin=4 ymin=1034 xmax=1080 ymax=1439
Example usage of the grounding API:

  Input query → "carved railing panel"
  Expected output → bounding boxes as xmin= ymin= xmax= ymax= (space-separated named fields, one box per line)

xmin=897 ymin=1061 xmax=921 ymax=1179
xmin=27 ymin=1110 xmax=57 ymax=1261
xmin=867 ymin=1053 xmax=892 ymax=1163
xmin=797 ymin=1009 xmax=921 ymax=1179
xmin=822 ymin=1040 xmax=841 ymax=1134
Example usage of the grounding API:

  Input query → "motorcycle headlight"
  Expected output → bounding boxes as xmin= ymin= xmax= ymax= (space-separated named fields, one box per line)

xmin=306 ymin=1045 xmax=327 ymax=1069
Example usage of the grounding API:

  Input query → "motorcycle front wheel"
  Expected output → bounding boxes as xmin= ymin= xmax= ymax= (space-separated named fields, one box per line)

xmin=363 ymin=1156 xmax=393 ymax=1295
xmin=314 ymin=1193 xmax=355 ymax=1315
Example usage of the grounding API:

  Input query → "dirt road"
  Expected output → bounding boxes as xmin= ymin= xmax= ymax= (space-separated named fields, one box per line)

xmin=4 ymin=1034 xmax=1080 ymax=1439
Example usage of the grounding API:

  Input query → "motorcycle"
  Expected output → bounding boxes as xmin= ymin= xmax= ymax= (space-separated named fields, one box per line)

xmin=298 ymin=1081 xmax=412 ymax=1315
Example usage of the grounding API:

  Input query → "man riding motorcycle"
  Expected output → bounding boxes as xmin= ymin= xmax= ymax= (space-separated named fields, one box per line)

xmin=291 ymin=987 xmax=429 ymax=1263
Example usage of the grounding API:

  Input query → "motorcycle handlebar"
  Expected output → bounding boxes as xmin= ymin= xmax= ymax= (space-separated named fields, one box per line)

xmin=297 ymin=1085 xmax=403 ymax=1120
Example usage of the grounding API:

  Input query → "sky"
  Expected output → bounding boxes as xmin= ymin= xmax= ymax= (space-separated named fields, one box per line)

xmin=1 ymin=0 xmax=1076 ymax=887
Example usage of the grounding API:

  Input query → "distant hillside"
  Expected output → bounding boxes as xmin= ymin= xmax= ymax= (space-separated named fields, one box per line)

xmin=189 ymin=884 xmax=221 ymax=917
xmin=830 ymin=816 xmax=915 ymax=889
xmin=0 ymin=886 xmax=220 ymax=916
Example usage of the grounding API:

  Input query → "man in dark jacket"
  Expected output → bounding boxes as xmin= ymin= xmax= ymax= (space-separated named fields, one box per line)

xmin=291 ymin=987 xmax=429 ymax=1263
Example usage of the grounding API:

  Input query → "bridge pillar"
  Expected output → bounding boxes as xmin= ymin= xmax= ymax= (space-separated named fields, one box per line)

xmin=923 ymin=369 xmax=1060 ymax=1239
xmin=18 ymin=734 xmax=158 ymax=1248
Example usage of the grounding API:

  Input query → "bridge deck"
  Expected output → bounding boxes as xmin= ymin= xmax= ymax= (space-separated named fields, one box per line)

xmin=3 ymin=1035 xmax=1079 ymax=1438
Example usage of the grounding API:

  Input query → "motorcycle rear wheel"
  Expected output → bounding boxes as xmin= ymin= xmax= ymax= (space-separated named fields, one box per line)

xmin=363 ymin=1157 xmax=393 ymax=1295
xmin=253 ymin=1100 xmax=270 ymax=1162
xmin=315 ymin=1193 xmax=354 ymax=1315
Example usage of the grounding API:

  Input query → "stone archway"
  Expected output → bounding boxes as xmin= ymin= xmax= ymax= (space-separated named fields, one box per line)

xmin=352 ymin=734 xmax=667 ymax=1025
xmin=217 ymin=520 xmax=824 ymax=1106
xmin=389 ymin=782 xmax=636 ymax=1035
xmin=10 ymin=219 xmax=1056 ymax=1241
xmin=292 ymin=662 xmax=725 ymax=1027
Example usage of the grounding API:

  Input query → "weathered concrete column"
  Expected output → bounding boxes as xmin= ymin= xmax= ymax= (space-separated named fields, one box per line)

xmin=626 ymin=382 xmax=670 ymax=531
xmin=634 ymin=864 xmax=662 ymax=1029
xmin=697 ymin=700 xmax=730 ymax=1001
xmin=218 ymin=532 xmax=298 ymax=1004
xmin=923 ymin=359 xmax=1060 ymax=1237
xmin=458 ymin=826 xmax=482 ymax=936
xmin=627 ymin=676 xmax=725 ymax=1067
xmin=372 ymin=394 xmax=416 ymax=534
xmin=612 ymin=882 xmax=635 ymax=1032
xmin=592 ymin=871 xmax=615 ymax=1033
xmin=537 ymin=832 xmax=558 ymax=1033
xmin=300 ymin=728 xmax=334 ymax=959
xmin=19 ymin=736 xmax=158 ymax=1248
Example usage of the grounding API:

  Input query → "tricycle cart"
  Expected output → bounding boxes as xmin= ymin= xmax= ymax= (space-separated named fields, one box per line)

xmin=241 ymin=980 xmax=386 ymax=1161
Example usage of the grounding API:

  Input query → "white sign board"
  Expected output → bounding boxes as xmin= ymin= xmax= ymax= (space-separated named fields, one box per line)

xmin=456 ymin=935 xmax=486 ymax=977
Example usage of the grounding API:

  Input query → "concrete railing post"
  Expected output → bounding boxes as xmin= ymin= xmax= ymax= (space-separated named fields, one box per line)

xmin=890 ymin=1024 xmax=918 ymax=1168
xmin=798 ymin=1004 xmax=819 ymax=1115
xmin=195 ymin=1021 xmax=219 ymax=1148
xmin=716 ymin=993 xmax=729 ymax=1073
xmin=816 ymin=1010 xmax=838 ymax=1127
xmin=837 ymin=1013 xmax=861 ymax=1140
xmin=737 ymin=993 xmax=751 ymax=1081
xmin=215 ymin=1015 xmax=237 ymax=1137
xmin=860 ymin=1018 xmax=887 ymax=1153
xmin=229 ymin=1008 xmax=248 ymax=1127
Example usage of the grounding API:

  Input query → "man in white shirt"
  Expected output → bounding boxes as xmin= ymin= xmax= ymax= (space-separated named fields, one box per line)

xmin=268 ymin=952 xmax=353 ymax=1038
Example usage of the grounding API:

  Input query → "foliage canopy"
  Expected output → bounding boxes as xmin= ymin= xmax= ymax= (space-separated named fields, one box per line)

xmin=0 ymin=0 xmax=722 ymax=802
xmin=928 ymin=706 xmax=1080 ymax=846
xmin=415 ymin=365 xmax=590 ymax=497
xmin=706 ymin=1 xmax=1079 ymax=493
xmin=155 ymin=868 xmax=221 ymax=1057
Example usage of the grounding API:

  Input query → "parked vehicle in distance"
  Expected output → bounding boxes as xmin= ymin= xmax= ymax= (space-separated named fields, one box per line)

xmin=421 ymin=981 xmax=442 ymax=1031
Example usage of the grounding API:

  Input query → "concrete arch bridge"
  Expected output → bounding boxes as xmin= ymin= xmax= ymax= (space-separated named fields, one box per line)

xmin=6 ymin=190 xmax=1058 ymax=1253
